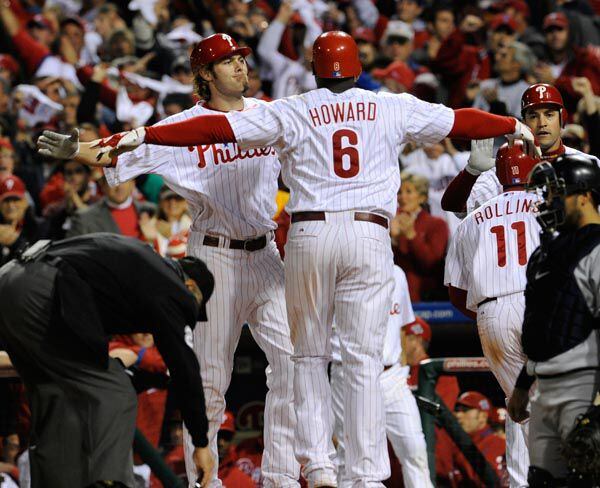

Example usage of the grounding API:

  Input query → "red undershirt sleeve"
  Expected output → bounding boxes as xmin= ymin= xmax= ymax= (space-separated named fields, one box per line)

xmin=144 ymin=115 xmax=236 ymax=146
xmin=449 ymin=108 xmax=516 ymax=139
xmin=440 ymin=169 xmax=479 ymax=212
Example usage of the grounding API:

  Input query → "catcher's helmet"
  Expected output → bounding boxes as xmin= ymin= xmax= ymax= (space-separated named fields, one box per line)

xmin=312 ymin=31 xmax=362 ymax=79
xmin=521 ymin=83 xmax=565 ymax=122
xmin=190 ymin=34 xmax=251 ymax=72
xmin=526 ymin=154 xmax=600 ymax=231
xmin=495 ymin=141 xmax=540 ymax=187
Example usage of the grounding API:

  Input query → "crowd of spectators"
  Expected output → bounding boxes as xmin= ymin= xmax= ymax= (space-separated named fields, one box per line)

xmin=0 ymin=0 xmax=598 ymax=485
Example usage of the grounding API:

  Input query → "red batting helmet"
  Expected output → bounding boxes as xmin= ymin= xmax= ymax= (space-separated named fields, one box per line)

xmin=495 ymin=141 xmax=540 ymax=187
xmin=312 ymin=31 xmax=362 ymax=79
xmin=521 ymin=83 xmax=564 ymax=119
xmin=190 ymin=34 xmax=252 ymax=72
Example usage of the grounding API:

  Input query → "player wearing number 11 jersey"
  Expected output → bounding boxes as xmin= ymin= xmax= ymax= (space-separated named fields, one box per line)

xmin=445 ymin=141 xmax=541 ymax=488
xmin=77 ymin=31 xmax=538 ymax=487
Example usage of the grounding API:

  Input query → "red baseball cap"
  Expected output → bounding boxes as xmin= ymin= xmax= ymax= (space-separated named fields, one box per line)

xmin=352 ymin=27 xmax=376 ymax=44
xmin=219 ymin=411 xmax=236 ymax=433
xmin=500 ymin=0 xmax=530 ymax=18
xmin=404 ymin=316 xmax=432 ymax=342
xmin=190 ymin=34 xmax=252 ymax=71
xmin=456 ymin=391 xmax=491 ymax=412
xmin=372 ymin=61 xmax=415 ymax=90
xmin=0 ymin=175 xmax=26 ymax=201
xmin=489 ymin=14 xmax=518 ymax=32
xmin=0 ymin=54 xmax=19 ymax=76
xmin=543 ymin=12 xmax=569 ymax=31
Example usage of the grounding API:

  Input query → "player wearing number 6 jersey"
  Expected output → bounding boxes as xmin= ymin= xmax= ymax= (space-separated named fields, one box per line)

xmin=444 ymin=141 xmax=541 ymax=488
xmin=44 ymin=31 xmax=539 ymax=487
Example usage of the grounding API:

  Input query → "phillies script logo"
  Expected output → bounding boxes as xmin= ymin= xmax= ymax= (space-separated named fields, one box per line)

xmin=390 ymin=302 xmax=401 ymax=315
xmin=535 ymin=85 xmax=547 ymax=97
xmin=188 ymin=143 xmax=276 ymax=168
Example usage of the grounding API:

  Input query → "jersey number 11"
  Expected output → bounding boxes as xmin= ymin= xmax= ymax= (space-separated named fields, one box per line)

xmin=490 ymin=221 xmax=527 ymax=267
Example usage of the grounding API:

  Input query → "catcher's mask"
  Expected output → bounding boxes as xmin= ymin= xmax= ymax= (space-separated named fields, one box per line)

xmin=526 ymin=161 xmax=566 ymax=233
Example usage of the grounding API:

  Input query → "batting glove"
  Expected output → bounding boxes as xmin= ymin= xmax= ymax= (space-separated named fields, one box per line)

xmin=93 ymin=127 xmax=146 ymax=159
xmin=37 ymin=129 xmax=80 ymax=160
xmin=508 ymin=119 xmax=541 ymax=157
xmin=466 ymin=138 xmax=495 ymax=176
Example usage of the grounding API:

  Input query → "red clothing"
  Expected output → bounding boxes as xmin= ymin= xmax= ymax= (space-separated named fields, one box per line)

xmin=11 ymin=28 xmax=50 ymax=75
xmin=39 ymin=173 xmax=66 ymax=210
xmin=110 ymin=204 xmax=142 ymax=238
xmin=553 ymin=46 xmax=600 ymax=117
xmin=235 ymin=437 xmax=263 ymax=485
xmin=76 ymin=66 xmax=118 ymax=110
xmin=432 ymin=30 xmax=492 ymax=108
xmin=437 ymin=426 xmax=507 ymax=487
xmin=220 ymin=447 xmax=256 ymax=487
xmin=164 ymin=445 xmax=186 ymax=476
xmin=393 ymin=210 xmax=449 ymax=301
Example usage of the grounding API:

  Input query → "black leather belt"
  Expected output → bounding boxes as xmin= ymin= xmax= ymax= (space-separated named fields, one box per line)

xmin=203 ymin=234 xmax=268 ymax=252
xmin=477 ymin=297 xmax=497 ymax=308
xmin=291 ymin=211 xmax=389 ymax=229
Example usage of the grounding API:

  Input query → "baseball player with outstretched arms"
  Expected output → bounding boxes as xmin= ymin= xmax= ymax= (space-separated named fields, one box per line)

xmin=40 ymin=31 xmax=536 ymax=487
xmin=441 ymin=83 xmax=600 ymax=215
xmin=444 ymin=141 xmax=540 ymax=488
xmin=330 ymin=265 xmax=432 ymax=488
xmin=39 ymin=34 xmax=302 ymax=488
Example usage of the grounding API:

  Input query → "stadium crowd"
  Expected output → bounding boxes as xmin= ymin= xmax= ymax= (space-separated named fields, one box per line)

xmin=0 ymin=0 xmax=598 ymax=485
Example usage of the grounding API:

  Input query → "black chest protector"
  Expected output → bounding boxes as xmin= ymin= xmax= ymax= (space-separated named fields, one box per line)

xmin=522 ymin=225 xmax=600 ymax=362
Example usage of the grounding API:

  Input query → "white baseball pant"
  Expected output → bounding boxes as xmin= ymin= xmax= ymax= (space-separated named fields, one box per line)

xmin=477 ymin=293 xmax=529 ymax=488
xmin=183 ymin=232 xmax=299 ymax=488
xmin=331 ymin=362 xmax=433 ymax=488
xmin=284 ymin=211 xmax=394 ymax=487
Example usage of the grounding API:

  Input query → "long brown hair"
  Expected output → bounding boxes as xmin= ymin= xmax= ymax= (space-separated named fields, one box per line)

xmin=193 ymin=64 xmax=214 ymax=101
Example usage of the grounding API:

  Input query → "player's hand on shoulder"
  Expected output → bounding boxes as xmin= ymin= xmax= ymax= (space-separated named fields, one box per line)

xmin=466 ymin=138 xmax=495 ymax=175
xmin=37 ymin=128 xmax=80 ymax=160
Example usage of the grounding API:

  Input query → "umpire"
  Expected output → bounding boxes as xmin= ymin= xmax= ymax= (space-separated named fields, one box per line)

xmin=508 ymin=155 xmax=600 ymax=487
xmin=0 ymin=233 xmax=215 ymax=488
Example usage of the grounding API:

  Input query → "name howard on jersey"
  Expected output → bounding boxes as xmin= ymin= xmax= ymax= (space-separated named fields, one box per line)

xmin=474 ymin=196 xmax=536 ymax=225
xmin=189 ymin=142 xmax=277 ymax=168
xmin=309 ymin=101 xmax=377 ymax=127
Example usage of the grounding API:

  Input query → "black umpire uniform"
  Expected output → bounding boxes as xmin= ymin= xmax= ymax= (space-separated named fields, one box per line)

xmin=0 ymin=233 xmax=213 ymax=488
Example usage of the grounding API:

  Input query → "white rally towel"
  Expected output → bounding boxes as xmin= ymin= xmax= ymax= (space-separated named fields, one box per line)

xmin=15 ymin=85 xmax=64 ymax=127
xmin=116 ymin=86 xmax=155 ymax=127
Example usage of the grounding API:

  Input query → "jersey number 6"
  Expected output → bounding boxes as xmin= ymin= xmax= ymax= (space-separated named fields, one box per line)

xmin=332 ymin=129 xmax=360 ymax=179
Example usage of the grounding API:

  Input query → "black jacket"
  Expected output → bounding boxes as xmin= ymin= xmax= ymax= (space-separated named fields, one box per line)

xmin=43 ymin=233 xmax=209 ymax=447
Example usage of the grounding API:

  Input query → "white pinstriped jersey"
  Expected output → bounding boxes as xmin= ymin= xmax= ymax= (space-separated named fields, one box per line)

xmin=331 ymin=265 xmax=415 ymax=365
xmin=103 ymin=99 xmax=280 ymax=239
xmin=445 ymin=191 xmax=541 ymax=311
xmin=466 ymin=146 xmax=600 ymax=213
xmin=226 ymin=88 xmax=455 ymax=219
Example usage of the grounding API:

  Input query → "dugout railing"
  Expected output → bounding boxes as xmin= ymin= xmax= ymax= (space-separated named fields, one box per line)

xmin=416 ymin=356 xmax=500 ymax=487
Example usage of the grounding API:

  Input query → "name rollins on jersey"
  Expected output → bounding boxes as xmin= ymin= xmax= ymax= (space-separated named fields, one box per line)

xmin=189 ymin=143 xmax=276 ymax=168
xmin=474 ymin=198 xmax=536 ymax=225
xmin=309 ymin=102 xmax=377 ymax=127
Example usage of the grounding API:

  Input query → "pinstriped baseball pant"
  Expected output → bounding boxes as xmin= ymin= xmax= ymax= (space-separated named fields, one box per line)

xmin=284 ymin=211 xmax=394 ymax=488
xmin=477 ymin=293 xmax=529 ymax=488
xmin=183 ymin=233 xmax=300 ymax=488
xmin=331 ymin=362 xmax=433 ymax=488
